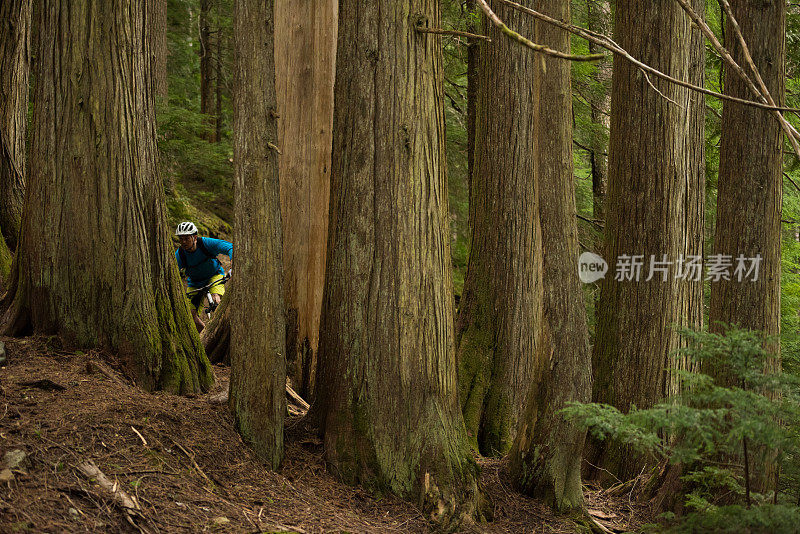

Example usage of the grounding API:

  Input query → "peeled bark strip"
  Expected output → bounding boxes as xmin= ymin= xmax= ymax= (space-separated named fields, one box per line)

xmin=314 ymin=0 xmax=483 ymax=525
xmin=0 ymin=0 xmax=31 ymax=250
xmin=509 ymin=0 xmax=591 ymax=512
xmin=589 ymin=0 xmax=692 ymax=481
xmin=229 ymin=0 xmax=286 ymax=468
xmin=0 ymin=0 xmax=213 ymax=394
xmin=456 ymin=0 xmax=542 ymax=457
xmin=275 ymin=0 xmax=337 ymax=400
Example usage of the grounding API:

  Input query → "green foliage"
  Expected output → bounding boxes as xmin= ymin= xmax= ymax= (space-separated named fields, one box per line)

xmin=441 ymin=0 xmax=474 ymax=297
xmin=563 ymin=328 xmax=800 ymax=529
xmin=161 ymin=0 xmax=234 ymax=232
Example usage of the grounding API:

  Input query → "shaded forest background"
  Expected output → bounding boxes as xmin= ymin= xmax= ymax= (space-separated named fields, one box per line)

xmin=3 ymin=0 xmax=800 ymax=531
xmin=156 ymin=0 xmax=800 ymax=360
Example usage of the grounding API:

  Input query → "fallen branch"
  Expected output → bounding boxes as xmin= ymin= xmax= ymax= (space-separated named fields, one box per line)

xmin=86 ymin=360 xmax=128 ymax=388
xmin=286 ymin=383 xmax=310 ymax=411
xmin=170 ymin=439 xmax=212 ymax=485
xmin=77 ymin=461 xmax=140 ymax=511
xmin=131 ymin=426 xmax=148 ymax=447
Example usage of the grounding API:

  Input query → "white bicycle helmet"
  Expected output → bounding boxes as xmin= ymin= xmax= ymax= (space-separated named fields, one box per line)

xmin=175 ymin=221 xmax=198 ymax=236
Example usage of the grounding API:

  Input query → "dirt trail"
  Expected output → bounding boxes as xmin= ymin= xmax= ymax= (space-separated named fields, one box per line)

xmin=0 ymin=337 xmax=650 ymax=533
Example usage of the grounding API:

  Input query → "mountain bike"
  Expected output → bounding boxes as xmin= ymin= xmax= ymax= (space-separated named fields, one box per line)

xmin=186 ymin=272 xmax=230 ymax=320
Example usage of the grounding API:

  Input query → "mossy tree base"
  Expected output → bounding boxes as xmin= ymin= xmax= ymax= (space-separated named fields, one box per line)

xmin=0 ymin=0 xmax=213 ymax=395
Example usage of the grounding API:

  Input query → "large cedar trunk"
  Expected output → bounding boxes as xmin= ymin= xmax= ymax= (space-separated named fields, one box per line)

xmin=588 ymin=0 xmax=693 ymax=481
xmin=508 ymin=0 xmax=591 ymax=512
xmin=709 ymin=0 xmax=783 ymax=363
xmin=0 ymin=0 xmax=31 ymax=251
xmin=708 ymin=0 xmax=784 ymax=493
xmin=275 ymin=0 xmax=337 ymax=401
xmin=314 ymin=0 xmax=483 ymax=525
xmin=456 ymin=0 xmax=542 ymax=457
xmin=0 ymin=0 xmax=213 ymax=394
xmin=229 ymin=0 xmax=286 ymax=468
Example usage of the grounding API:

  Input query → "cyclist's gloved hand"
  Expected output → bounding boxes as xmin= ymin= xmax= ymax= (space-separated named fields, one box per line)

xmin=227 ymin=269 xmax=232 ymax=278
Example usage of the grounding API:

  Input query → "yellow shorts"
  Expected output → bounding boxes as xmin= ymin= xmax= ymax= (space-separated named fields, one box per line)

xmin=186 ymin=274 xmax=226 ymax=313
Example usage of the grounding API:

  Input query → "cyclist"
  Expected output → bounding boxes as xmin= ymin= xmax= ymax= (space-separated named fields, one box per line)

xmin=174 ymin=221 xmax=233 ymax=332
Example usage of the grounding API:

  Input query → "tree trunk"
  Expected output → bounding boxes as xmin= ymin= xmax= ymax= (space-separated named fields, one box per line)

xmin=0 ymin=230 xmax=10 ymax=287
xmin=199 ymin=0 xmax=216 ymax=140
xmin=455 ymin=0 xmax=542 ymax=458
xmin=709 ymin=0 xmax=784 ymax=493
xmin=508 ymin=0 xmax=592 ymax=512
xmin=466 ymin=0 xmax=477 ymax=216
xmin=0 ymin=0 xmax=31 ymax=251
xmin=586 ymin=0 xmax=610 ymax=225
xmin=201 ymin=289 xmax=230 ymax=364
xmin=230 ymin=0 xmax=286 ymax=468
xmin=0 ymin=0 xmax=213 ymax=394
xmin=275 ymin=0 xmax=337 ymax=401
xmin=215 ymin=9 xmax=223 ymax=143
xmin=148 ymin=0 xmax=168 ymax=100
xmin=313 ymin=0 xmax=483 ymax=525
xmin=588 ymin=0 xmax=692 ymax=482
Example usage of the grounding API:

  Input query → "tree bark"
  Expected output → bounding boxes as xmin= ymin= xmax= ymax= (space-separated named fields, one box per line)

xmin=201 ymin=289 xmax=230 ymax=364
xmin=508 ymin=0 xmax=591 ymax=512
xmin=709 ymin=0 xmax=783 ymax=360
xmin=455 ymin=0 xmax=542 ymax=458
xmin=466 ymin=0 xmax=477 ymax=216
xmin=230 ymin=0 xmax=286 ymax=468
xmin=148 ymin=0 xmax=168 ymax=100
xmin=0 ymin=0 xmax=31 ymax=251
xmin=275 ymin=0 xmax=337 ymax=401
xmin=586 ymin=0 xmax=610 ymax=225
xmin=709 ymin=0 xmax=784 ymax=494
xmin=0 ymin=230 xmax=10 ymax=287
xmin=0 ymin=0 xmax=213 ymax=394
xmin=588 ymin=0 xmax=693 ymax=482
xmin=313 ymin=0 xmax=483 ymax=525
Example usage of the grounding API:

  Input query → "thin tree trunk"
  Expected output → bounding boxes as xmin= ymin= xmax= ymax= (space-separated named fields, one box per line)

xmin=586 ymin=0 xmax=610 ymax=226
xmin=199 ymin=0 xmax=215 ymax=141
xmin=215 ymin=7 xmax=223 ymax=144
xmin=275 ymin=0 xmax=337 ymax=401
xmin=588 ymin=0 xmax=692 ymax=482
xmin=508 ymin=0 xmax=591 ymax=512
xmin=313 ymin=0 xmax=483 ymax=525
xmin=1 ymin=0 xmax=213 ymax=394
xmin=456 ymin=0 xmax=542 ymax=458
xmin=466 ymin=0 xmax=477 ymax=218
xmin=148 ymin=0 xmax=168 ymax=100
xmin=709 ymin=0 xmax=784 ymax=494
xmin=230 ymin=0 xmax=286 ymax=468
xmin=0 ymin=0 xmax=31 ymax=251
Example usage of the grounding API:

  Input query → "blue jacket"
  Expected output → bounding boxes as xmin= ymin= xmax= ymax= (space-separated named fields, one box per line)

xmin=175 ymin=237 xmax=233 ymax=287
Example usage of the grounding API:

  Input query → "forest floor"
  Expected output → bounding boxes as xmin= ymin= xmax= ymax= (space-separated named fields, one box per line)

xmin=0 ymin=336 xmax=654 ymax=533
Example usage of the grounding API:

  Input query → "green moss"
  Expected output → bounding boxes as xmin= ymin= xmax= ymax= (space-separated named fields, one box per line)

xmin=457 ymin=323 xmax=493 ymax=451
xmin=0 ymin=233 xmax=11 ymax=283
